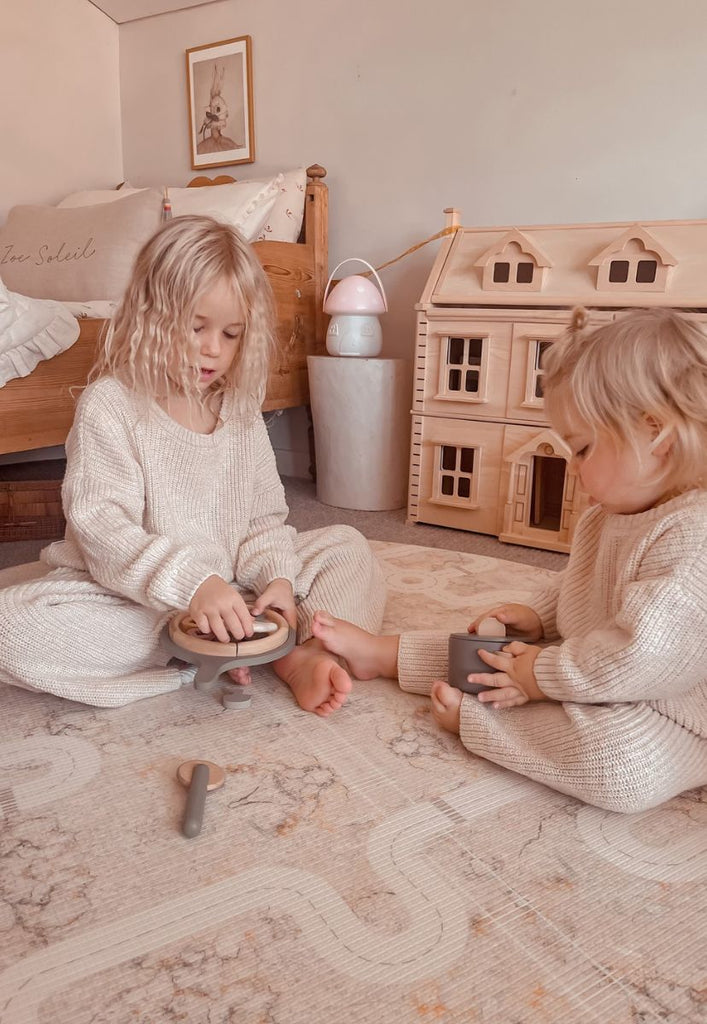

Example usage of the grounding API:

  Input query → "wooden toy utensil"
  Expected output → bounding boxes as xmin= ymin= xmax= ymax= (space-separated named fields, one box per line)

xmin=176 ymin=760 xmax=225 ymax=838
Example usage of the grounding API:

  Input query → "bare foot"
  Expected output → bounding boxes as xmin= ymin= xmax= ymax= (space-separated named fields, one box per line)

xmin=310 ymin=611 xmax=399 ymax=680
xmin=430 ymin=679 xmax=462 ymax=735
xmin=226 ymin=666 xmax=252 ymax=686
xmin=274 ymin=638 xmax=353 ymax=717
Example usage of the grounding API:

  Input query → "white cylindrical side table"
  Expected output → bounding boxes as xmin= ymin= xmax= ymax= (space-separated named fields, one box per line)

xmin=307 ymin=356 xmax=410 ymax=511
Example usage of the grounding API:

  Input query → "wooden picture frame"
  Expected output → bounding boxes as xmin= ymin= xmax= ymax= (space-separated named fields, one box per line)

xmin=186 ymin=35 xmax=255 ymax=170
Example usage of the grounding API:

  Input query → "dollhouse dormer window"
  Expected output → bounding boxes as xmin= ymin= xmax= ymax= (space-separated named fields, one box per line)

xmin=590 ymin=227 xmax=675 ymax=292
xmin=474 ymin=230 xmax=551 ymax=293
xmin=492 ymin=260 xmax=535 ymax=284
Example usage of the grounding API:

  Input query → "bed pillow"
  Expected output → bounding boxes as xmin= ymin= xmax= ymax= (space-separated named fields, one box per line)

xmin=0 ymin=189 xmax=163 ymax=302
xmin=167 ymin=174 xmax=281 ymax=240
xmin=57 ymin=186 xmax=148 ymax=208
xmin=55 ymin=170 xmax=306 ymax=243
xmin=0 ymin=277 xmax=80 ymax=386
xmin=255 ymin=167 xmax=307 ymax=243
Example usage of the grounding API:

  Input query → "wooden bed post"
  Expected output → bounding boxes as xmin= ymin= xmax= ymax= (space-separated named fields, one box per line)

xmin=303 ymin=165 xmax=328 ymax=480
xmin=305 ymin=164 xmax=329 ymax=356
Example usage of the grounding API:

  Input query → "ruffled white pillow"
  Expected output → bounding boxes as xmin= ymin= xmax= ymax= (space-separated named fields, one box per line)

xmin=0 ymin=276 xmax=80 ymax=386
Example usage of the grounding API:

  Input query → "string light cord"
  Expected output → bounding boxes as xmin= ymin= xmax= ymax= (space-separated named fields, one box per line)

xmin=358 ymin=224 xmax=460 ymax=277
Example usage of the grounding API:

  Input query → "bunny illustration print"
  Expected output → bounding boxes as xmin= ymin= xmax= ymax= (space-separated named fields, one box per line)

xmin=197 ymin=63 xmax=241 ymax=155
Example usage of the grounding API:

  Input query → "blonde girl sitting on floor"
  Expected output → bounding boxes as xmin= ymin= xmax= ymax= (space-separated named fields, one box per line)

xmin=313 ymin=307 xmax=707 ymax=811
xmin=0 ymin=216 xmax=384 ymax=713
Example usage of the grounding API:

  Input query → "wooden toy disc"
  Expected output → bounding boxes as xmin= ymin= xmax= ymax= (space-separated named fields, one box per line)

xmin=176 ymin=760 xmax=226 ymax=790
xmin=169 ymin=608 xmax=290 ymax=658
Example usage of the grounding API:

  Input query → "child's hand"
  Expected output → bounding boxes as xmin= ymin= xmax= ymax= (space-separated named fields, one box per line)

xmin=469 ymin=604 xmax=544 ymax=642
xmin=189 ymin=574 xmax=253 ymax=643
xmin=473 ymin=641 xmax=544 ymax=709
xmin=251 ymin=578 xmax=297 ymax=630
xmin=430 ymin=679 xmax=463 ymax=734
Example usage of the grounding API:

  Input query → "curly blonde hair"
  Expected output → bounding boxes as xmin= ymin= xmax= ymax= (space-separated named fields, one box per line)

xmin=542 ymin=307 xmax=707 ymax=491
xmin=93 ymin=215 xmax=274 ymax=417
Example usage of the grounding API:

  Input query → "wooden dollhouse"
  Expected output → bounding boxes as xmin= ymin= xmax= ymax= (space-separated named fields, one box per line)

xmin=407 ymin=214 xmax=707 ymax=552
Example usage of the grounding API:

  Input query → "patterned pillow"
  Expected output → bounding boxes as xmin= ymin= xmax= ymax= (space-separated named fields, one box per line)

xmin=166 ymin=175 xmax=281 ymax=240
xmin=255 ymin=167 xmax=307 ymax=243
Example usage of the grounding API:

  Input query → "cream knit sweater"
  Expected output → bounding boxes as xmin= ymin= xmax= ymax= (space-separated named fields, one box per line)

xmin=398 ymin=490 xmax=707 ymax=811
xmin=530 ymin=491 xmax=707 ymax=727
xmin=43 ymin=377 xmax=303 ymax=607
xmin=0 ymin=378 xmax=385 ymax=706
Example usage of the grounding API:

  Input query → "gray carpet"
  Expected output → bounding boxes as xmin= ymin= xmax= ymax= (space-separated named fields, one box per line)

xmin=0 ymin=471 xmax=566 ymax=572
xmin=285 ymin=477 xmax=567 ymax=570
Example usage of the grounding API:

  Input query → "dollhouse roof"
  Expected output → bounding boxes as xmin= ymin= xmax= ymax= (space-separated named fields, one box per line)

xmin=472 ymin=229 xmax=553 ymax=268
xmin=587 ymin=225 xmax=677 ymax=266
xmin=421 ymin=218 xmax=707 ymax=308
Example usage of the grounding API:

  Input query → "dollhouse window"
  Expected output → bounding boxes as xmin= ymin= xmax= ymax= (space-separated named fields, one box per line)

xmin=592 ymin=231 xmax=673 ymax=292
xmin=533 ymin=341 xmax=552 ymax=399
xmin=441 ymin=337 xmax=484 ymax=398
xmin=434 ymin=444 xmax=478 ymax=506
xmin=609 ymin=260 xmax=629 ymax=283
xmin=490 ymin=253 xmax=535 ymax=288
xmin=636 ymin=259 xmax=657 ymax=283
xmin=516 ymin=262 xmax=534 ymax=284
xmin=608 ymin=255 xmax=660 ymax=286
xmin=520 ymin=338 xmax=553 ymax=407
xmin=439 ymin=336 xmax=485 ymax=400
xmin=476 ymin=233 xmax=549 ymax=293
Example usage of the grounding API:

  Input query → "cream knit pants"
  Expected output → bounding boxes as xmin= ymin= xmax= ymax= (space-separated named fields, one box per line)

xmin=0 ymin=525 xmax=384 ymax=708
xmin=398 ymin=632 xmax=707 ymax=813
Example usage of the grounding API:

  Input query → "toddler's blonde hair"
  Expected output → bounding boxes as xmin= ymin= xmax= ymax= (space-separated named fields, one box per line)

xmin=542 ymin=307 xmax=707 ymax=491
xmin=94 ymin=214 xmax=274 ymax=416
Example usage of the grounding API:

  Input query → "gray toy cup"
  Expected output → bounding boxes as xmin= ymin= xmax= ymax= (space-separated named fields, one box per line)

xmin=447 ymin=633 xmax=509 ymax=694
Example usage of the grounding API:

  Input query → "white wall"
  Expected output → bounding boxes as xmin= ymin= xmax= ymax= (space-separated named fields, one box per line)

xmin=117 ymin=0 xmax=707 ymax=472
xmin=0 ymin=0 xmax=122 ymax=223
xmin=4 ymin=0 xmax=707 ymax=473
xmin=119 ymin=0 xmax=707 ymax=351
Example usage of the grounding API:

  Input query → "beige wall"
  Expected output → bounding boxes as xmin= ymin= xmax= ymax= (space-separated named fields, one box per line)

xmin=118 ymin=0 xmax=707 ymax=473
xmin=3 ymin=0 xmax=707 ymax=473
xmin=119 ymin=0 xmax=707 ymax=361
xmin=0 ymin=0 xmax=122 ymax=223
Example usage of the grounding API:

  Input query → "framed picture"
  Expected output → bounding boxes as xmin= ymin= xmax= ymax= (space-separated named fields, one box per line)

xmin=186 ymin=35 xmax=255 ymax=170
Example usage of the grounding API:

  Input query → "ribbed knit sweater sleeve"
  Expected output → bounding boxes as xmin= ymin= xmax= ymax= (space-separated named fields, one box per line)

xmin=535 ymin=494 xmax=707 ymax=705
xmin=527 ymin=574 xmax=563 ymax=642
xmin=57 ymin=386 xmax=233 ymax=611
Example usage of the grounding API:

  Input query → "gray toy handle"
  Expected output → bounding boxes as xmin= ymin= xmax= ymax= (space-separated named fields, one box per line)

xmin=182 ymin=762 xmax=209 ymax=838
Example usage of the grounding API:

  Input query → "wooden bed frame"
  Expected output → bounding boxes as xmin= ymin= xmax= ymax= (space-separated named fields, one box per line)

xmin=0 ymin=164 xmax=329 ymax=457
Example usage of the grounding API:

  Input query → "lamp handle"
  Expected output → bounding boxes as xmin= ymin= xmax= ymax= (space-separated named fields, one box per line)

xmin=323 ymin=258 xmax=388 ymax=312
